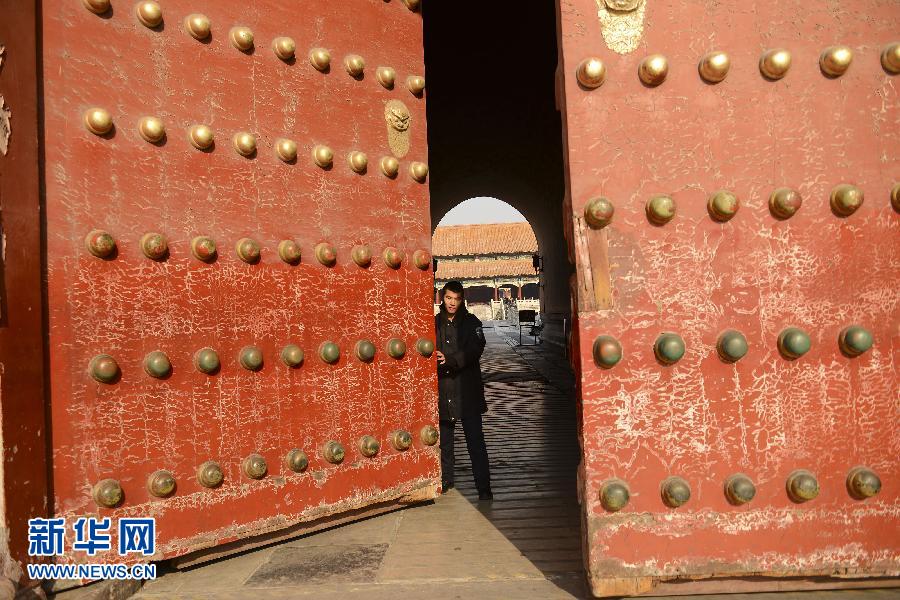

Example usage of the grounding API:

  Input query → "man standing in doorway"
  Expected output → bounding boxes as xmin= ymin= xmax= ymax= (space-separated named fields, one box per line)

xmin=435 ymin=281 xmax=493 ymax=501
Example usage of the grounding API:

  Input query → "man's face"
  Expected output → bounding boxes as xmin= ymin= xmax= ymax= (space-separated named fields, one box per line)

xmin=444 ymin=289 xmax=462 ymax=314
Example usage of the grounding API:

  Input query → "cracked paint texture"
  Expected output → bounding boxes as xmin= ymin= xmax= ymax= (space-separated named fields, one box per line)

xmin=559 ymin=0 xmax=899 ymax=594
xmin=42 ymin=1 xmax=438 ymax=563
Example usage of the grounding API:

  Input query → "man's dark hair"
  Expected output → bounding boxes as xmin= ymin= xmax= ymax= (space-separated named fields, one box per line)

xmin=440 ymin=281 xmax=465 ymax=300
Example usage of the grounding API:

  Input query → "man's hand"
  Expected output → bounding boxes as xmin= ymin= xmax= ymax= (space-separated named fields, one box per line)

xmin=435 ymin=351 xmax=446 ymax=364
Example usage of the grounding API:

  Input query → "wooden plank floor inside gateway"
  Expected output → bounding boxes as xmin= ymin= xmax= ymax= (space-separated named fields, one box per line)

xmin=85 ymin=325 xmax=893 ymax=600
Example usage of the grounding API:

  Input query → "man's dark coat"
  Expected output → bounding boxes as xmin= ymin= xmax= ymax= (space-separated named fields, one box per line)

xmin=435 ymin=306 xmax=487 ymax=420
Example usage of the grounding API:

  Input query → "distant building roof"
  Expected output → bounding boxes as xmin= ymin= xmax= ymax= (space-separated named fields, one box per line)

xmin=435 ymin=258 xmax=536 ymax=280
xmin=432 ymin=222 xmax=537 ymax=257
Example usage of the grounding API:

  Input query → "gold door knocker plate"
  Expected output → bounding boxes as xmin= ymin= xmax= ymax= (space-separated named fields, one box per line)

xmin=596 ymin=0 xmax=646 ymax=54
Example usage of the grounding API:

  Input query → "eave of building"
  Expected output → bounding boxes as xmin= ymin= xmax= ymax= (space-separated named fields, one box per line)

xmin=434 ymin=257 xmax=538 ymax=280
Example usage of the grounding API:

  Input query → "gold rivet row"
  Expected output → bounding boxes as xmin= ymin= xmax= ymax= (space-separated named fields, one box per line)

xmin=593 ymin=324 xmax=874 ymax=371
xmin=81 ymin=232 xmax=434 ymax=268
xmin=81 ymin=5 xmax=425 ymax=92
xmin=583 ymin=183 xmax=891 ymax=229
xmin=88 ymin=336 xmax=435 ymax=381
xmin=81 ymin=116 xmax=426 ymax=177
xmin=90 ymin=427 xmax=438 ymax=507
xmin=577 ymin=43 xmax=899 ymax=89
xmin=597 ymin=466 xmax=882 ymax=513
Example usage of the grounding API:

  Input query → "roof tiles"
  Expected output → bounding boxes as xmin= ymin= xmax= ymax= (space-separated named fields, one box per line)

xmin=432 ymin=222 xmax=537 ymax=257
xmin=435 ymin=258 xmax=536 ymax=280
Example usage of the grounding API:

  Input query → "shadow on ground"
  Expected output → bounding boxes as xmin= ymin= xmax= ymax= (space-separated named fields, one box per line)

xmin=452 ymin=323 xmax=586 ymax=597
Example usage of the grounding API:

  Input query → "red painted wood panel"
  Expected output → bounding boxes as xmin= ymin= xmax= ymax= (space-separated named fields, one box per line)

xmin=42 ymin=0 xmax=438 ymax=563
xmin=558 ymin=0 xmax=899 ymax=595
xmin=0 ymin=0 xmax=49 ymax=576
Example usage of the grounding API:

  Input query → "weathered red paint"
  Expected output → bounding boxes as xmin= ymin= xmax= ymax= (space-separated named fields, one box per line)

xmin=42 ymin=0 xmax=437 ymax=564
xmin=558 ymin=0 xmax=899 ymax=595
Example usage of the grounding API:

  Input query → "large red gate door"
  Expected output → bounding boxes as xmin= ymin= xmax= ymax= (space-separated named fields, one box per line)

xmin=558 ymin=0 xmax=899 ymax=596
xmin=43 ymin=0 xmax=437 ymax=563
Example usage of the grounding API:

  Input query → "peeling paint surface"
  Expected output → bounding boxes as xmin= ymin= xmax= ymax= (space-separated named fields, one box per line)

xmin=559 ymin=0 xmax=900 ymax=593
xmin=0 ymin=43 xmax=8 ymax=155
xmin=41 ymin=1 xmax=438 ymax=563
xmin=0 ymin=96 xmax=9 ymax=157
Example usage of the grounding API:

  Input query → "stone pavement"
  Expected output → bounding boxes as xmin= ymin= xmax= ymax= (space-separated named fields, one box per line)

xmin=77 ymin=324 xmax=895 ymax=600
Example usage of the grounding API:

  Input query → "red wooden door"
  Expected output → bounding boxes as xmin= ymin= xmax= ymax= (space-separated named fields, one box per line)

xmin=43 ymin=0 xmax=438 ymax=564
xmin=558 ymin=0 xmax=899 ymax=595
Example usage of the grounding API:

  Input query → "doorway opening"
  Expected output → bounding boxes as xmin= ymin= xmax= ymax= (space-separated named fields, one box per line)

xmin=422 ymin=1 xmax=583 ymax=589
xmin=422 ymin=1 xmax=571 ymax=349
